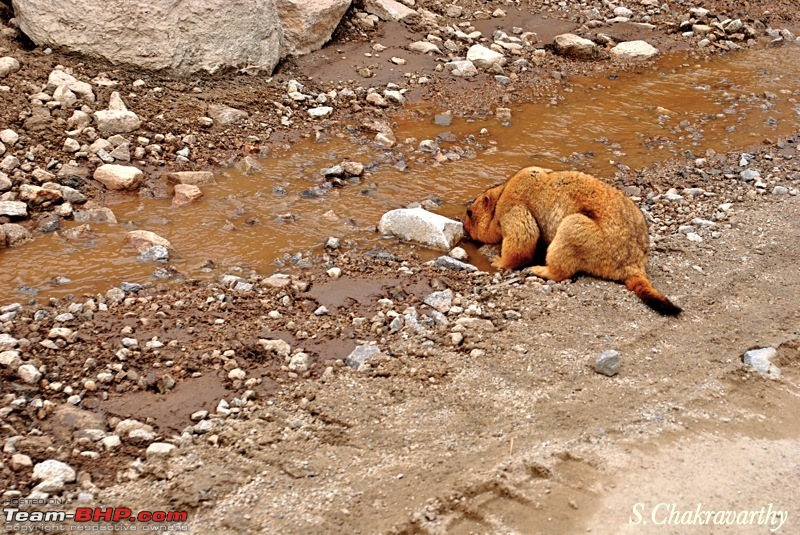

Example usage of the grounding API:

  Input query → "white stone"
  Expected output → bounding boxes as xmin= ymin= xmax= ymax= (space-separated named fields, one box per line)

xmin=45 ymin=70 xmax=95 ymax=102
xmin=125 ymin=230 xmax=172 ymax=253
xmin=94 ymin=109 xmax=141 ymax=134
xmin=0 ymin=201 xmax=27 ymax=217
xmin=445 ymin=60 xmax=478 ymax=77
xmin=308 ymin=106 xmax=333 ymax=118
xmin=258 ymin=339 xmax=291 ymax=358
xmin=364 ymin=0 xmax=419 ymax=22
xmin=145 ymin=442 xmax=177 ymax=460
xmin=278 ymin=0 xmax=351 ymax=58
xmin=93 ymin=164 xmax=144 ymax=190
xmin=466 ymin=44 xmax=506 ymax=69
xmin=0 ymin=333 xmax=19 ymax=351
xmin=610 ymin=40 xmax=659 ymax=61
xmin=408 ymin=41 xmax=441 ymax=54
xmin=0 ymin=57 xmax=21 ymax=78
xmin=553 ymin=33 xmax=598 ymax=59
xmin=15 ymin=0 xmax=283 ymax=76
xmin=32 ymin=460 xmax=76 ymax=483
xmin=379 ymin=207 xmax=464 ymax=251
xmin=18 ymin=364 xmax=42 ymax=384
xmin=0 ymin=129 xmax=19 ymax=146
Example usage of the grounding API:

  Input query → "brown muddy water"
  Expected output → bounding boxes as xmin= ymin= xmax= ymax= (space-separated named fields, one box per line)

xmin=2 ymin=46 xmax=800 ymax=302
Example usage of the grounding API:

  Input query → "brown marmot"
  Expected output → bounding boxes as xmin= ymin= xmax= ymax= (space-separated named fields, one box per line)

xmin=463 ymin=167 xmax=682 ymax=315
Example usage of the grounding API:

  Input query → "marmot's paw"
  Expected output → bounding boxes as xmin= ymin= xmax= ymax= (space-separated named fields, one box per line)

xmin=527 ymin=265 xmax=553 ymax=280
xmin=491 ymin=256 xmax=512 ymax=270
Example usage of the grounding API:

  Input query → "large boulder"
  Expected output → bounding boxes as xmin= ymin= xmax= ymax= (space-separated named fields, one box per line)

xmin=12 ymin=0 xmax=284 ymax=75
xmin=278 ymin=0 xmax=351 ymax=58
xmin=93 ymin=164 xmax=144 ymax=191
xmin=553 ymin=33 xmax=599 ymax=60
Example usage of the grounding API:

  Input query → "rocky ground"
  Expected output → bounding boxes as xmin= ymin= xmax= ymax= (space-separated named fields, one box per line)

xmin=2 ymin=0 xmax=800 ymax=534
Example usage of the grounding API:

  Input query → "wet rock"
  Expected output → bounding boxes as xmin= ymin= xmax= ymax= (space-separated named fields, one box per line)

xmin=73 ymin=207 xmax=117 ymax=224
xmin=172 ymin=184 xmax=203 ymax=206
xmin=0 ymin=57 xmax=21 ymax=78
xmin=166 ymin=171 xmax=216 ymax=186
xmin=278 ymin=0 xmax=351 ymax=58
xmin=445 ymin=60 xmax=478 ymax=77
xmin=595 ymin=350 xmax=620 ymax=377
xmin=2 ymin=224 xmax=33 ymax=247
xmin=36 ymin=214 xmax=60 ymax=234
xmin=379 ymin=207 xmax=464 ymax=250
xmin=235 ymin=156 xmax=263 ymax=175
xmin=93 ymin=164 xmax=144 ymax=190
xmin=610 ymin=41 xmax=659 ymax=61
xmin=138 ymin=245 xmax=169 ymax=263
xmin=449 ymin=247 xmax=468 ymax=260
xmin=554 ymin=33 xmax=598 ymax=59
xmin=105 ymin=287 xmax=125 ymax=304
xmin=466 ymin=44 xmax=506 ymax=69
xmin=0 ymin=201 xmax=27 ymax=218
xmin=365 ymin=0 xmax=418 ymax=23
xmin=32 ymin=460 xmax=76 ymax=484
xmin=346 ymin=344 xmax=381 ymax=369
xmin=126 ymin=230 xmax=172 ymax=253
xmin=435 ymin=256 xmax=477 ymax=272
xmin=743 ymin=347 xmax=780 ymax=377
xmin=16 ymin=1 xmax=282 ymax=76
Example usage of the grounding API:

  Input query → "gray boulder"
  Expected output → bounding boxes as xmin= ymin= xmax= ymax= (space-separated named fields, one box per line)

xmin=379 ymin=207 xmax=464 ymax=251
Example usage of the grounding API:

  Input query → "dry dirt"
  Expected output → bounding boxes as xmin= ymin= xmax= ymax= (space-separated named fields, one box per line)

xmin=2 ymin=1 xmax=800 ymax=534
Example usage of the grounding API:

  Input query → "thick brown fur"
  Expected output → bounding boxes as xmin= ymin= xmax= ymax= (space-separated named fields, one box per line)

xmin=463 ymin=167 xmax=682 ymax=315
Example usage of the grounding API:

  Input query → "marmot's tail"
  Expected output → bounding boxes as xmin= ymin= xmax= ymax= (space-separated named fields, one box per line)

xmin=625 ymin=274 xmax=682 ymax=315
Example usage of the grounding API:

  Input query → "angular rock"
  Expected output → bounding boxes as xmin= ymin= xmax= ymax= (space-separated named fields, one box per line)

xmin=345 ymin=344 xmax=381 ymax=369
xmin=0 ymin=201 xmax=27 ymax=218
xmin=146 ymin=442 xmax=177 ymax=460
xmin=743 ymin=347 xmax=779 ymax=376
xmin=235 ymin=156 xmax=263 ymax=175
xmin=172 ymin=184 xmax=203 ymax=206
xmin=32 ymin=460 xmax=76 ymax=483
xmin=364 ymin=0 xmax=419 ymax=22
xmin=93 ymin=164 xmax=144 ymax=190
xmin=166 ymin=171 xmax=216 ymax=186
xmin=0 ymin=129 xmax=19 ymax=146
xmin=408 ymin=41 xmax=442 ymax=54
xmin=138 ymin=245 xmax=169 ymax=263
xmin=208 ymin=104 xmax=249 ymax=125
xmin=15 ymin=0 xmax=282 ymax=76
xmin=278 ymin=0 xmax=351 ymax=58
xmin=308 ymin=106 xmax=333 ymax=118
xmin=2 ymin=224 xmax=33 ymax=247
xmin=73 ymin=208 xmax=117 ymax=224
xmin=445 ymin=60 xmax=478 ymax=77
xmin=466 ymin=44 xmax=506 ymax=69
xmin=553 ymin=33 xmax=598 ymax=59
xmin=379 ymin=207 xmax=464 ymax=250
xmin=94 ymin=110 xmax=141 ymax=134
xmin=20 ymin=185 xmax=62 ymax=205
xmin=45 ymin=70 xmax=95 ymax=102
xmin=435 ymin=256 xmax=477 ymax=272
xmin=126 ymin=230 xmax=172 ymax=253
xmin=18 ymin=364 xmax=42 ymax=384
xmin=423 ymin=289 xmax=453 ymax=312
xmin=610 ymin=40 xmax=659 ymax=61
xmin=258 ymin=338 xmax=292 ymax=358
xmin=595 ymin=350 xmax=620 ymax=377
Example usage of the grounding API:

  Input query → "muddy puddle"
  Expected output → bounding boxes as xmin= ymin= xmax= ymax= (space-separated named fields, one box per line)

xmin=2 ymin=45 xmax=799 ymax=302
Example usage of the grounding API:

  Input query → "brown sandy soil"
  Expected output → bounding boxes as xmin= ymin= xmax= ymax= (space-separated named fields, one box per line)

xmin=2 ymin=1 xmax=800 ymax=534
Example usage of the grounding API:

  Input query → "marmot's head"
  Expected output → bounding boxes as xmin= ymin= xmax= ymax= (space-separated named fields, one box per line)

xmin=463 ymin=183 xmax=505 ymax=244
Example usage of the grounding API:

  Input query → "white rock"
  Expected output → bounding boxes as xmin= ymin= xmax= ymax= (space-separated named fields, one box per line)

xmin=32 ymin=460 xmax=76 ymax=483
xmin=0 ymin=333 xmax=19 ymax=351
xmin=308 ymin=106 xmax=333 ymax=118
xmin=610 ymin=40 xmax=659 ymax=61
xmin=15 ymin=1 xmax=282 ymax=76
xmin=125 ymin=230 xmax=172 ymax=253
xmin=93 ymin=164 xmax=144 ymax=190
xmin=145 ymin=442 xmax=176 ymax=460
xmin=258 ymin=339 xmax=291 ymax=358
xmin=0 ymin=201 xmax=28 ymax=217
xmin=0 ymin=57 xmax=21 ymax=78
xmin=172 ymin=184 xmax=203 ymax=206
xmin=278 ymin=0 xmax=351 ymax=58
xmin=445 ymin=60 xmax=478 ymax=77
xmin=553 ymin=33 xmax=598 ymax=59
xmin=45 ymin=69 xmax=95 ymax=102
xmin=466 ymin=44 xmax=506 ymax=69
xmin=0 ymin=129 xmax=19 ymax=146
xmin=18 ymin=364 xmax=42 ymax=384
xmin=743 ymin=347 xmax=779 ymax=376
xmin=288 ymin=352 xmax=309 ymax=372
xmin=94 ymin=109 xmax=141 ymax=134
xmin=379 ymin=207 xmax=464 ymax=250
xmin=408 ymin=41 xmax=441 ymax=54
xmin=364 ymin=0 xmax=419 ymax=22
